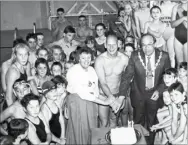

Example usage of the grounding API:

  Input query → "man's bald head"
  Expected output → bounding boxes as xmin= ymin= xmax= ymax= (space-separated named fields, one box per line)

xmin=106 ymin=33 xmax=118 ymax=44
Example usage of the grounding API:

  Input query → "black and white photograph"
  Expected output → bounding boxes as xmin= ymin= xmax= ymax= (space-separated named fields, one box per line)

xmin=0 ymin=0 xmax=187 ymax=144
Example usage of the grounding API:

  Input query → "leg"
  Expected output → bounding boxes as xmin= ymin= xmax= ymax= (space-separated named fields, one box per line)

xmin=183 ymin=42 xmax=187 ymax=62
xmin=127 ymin=97 xmax=134 ymax=121
xmin=166 ymin=36 xmax=175 ymax=68
xmin=174 ymin=38 xmax=184 ymax=65
xmin=98 ymin=105 xmax=110 ymax=127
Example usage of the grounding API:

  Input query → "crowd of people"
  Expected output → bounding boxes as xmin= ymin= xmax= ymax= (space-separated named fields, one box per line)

xmin=0 ymin=0 xmax=187 ymax=145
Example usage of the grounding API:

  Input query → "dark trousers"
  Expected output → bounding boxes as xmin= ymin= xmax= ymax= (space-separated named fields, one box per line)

xmin=132 ymin=94 xmax=159 ymax=144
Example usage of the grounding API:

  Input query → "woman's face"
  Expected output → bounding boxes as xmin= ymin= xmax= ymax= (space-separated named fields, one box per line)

xmin=170 ymin=90 xmax=185 ymax=104
xmin=79 ymin=53 xmax=91 ymax=69
xmin=26 ymin=100 xmax=40 ymax=117
xmin=124 ymin=46 xmax=134 ymax=58
xmin=163 ymin=91 xmax=172 ymax=105
xmin=130 ymin=0 xmax=139 ymax=10
xmin=119 ymin=10 xmax=125 ymax=18
xmin=57 ymin=83 xmax=66 ymax=95
xmin=86 ymin=41 xmax=94 ymax=49
xmin=96 ymin=25 xmax=105 ymax=37
xmin=37 ymin=63 xmax=47 ymax=77
xmin=151 ymin=8 xmax=161 ymax=20
xmin=46 ymin=89 xmax=58 ymax=101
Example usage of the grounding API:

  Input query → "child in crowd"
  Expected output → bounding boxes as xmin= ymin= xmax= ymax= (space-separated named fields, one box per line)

xmin=35 ymin=32 xmax=44 ymax=49
xmin=64 ymin=61 xmax=74 ymax=75
xmin=85 ymin=36 xmax=98 ymax=57
xmin=21 ymin=93 xmax=52 ymax=144
xmin=48 ymin=45 xmax=66 ymax=70
xmin=124 ymin=43 xmax=135 ymax=58
xmin=51 ymin=61 xmax=64 ymax=77
xmin=168 ymin=82 xmax=187 ymax=144
xmin=33 ymin=58 xmax=51 ymax=95
xmin=178 ymin=62 xmax=187 ymax=93
xmin=69 ymin=51 xmax=78 ymax=64
xmin=8 ymin=119 xmax=29 ymax=144
xmin=117 ymin=37 xmax=125 ymax=53
xmin=41 ymin=81 xmax=66 ymax=144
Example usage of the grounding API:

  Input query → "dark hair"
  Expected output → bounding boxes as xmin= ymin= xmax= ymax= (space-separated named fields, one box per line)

xmin=13 ymin=78 xmax=26 ymax=89
xmin=35 ymin=58 xmax=51 ymax=76
xmin=57 ymin=8 xmax=64 ymax=13
xmin=79 ymin=15 xmax=86 ymax=19
xmin=168 ymin=82 xmax=184 ymax=94
xmin=118 ymin=7 xmax=125 ymax=17
xmin=51 ymin=75 xmax=68 ymax=87
xmin=85 ymin=36 xmax=95 ymax=44
xmin=51 ymin=61 xmax=63 ymax=70
xmin=179 ymin=62 xmax=187 ymax=70
xmin=141 ymin=33 xmax=156 ymax=44
xmin=13 ymin=38 xmax=27 ymax=47
xmin=163 ymin=68 xmax=178 ymax=77
xmin=78 ymin=47 xmax=92 ymax=56
xmin=69 ymin=51 xmax=78 ymax=64
xmin=95 ymin=23 xmax=106 ymax=30
xmin=0 ymin=135 xmax=14 ymax=145
xmin=20 ymin=93 xmax=40 ymax=109
xmin=36 ymin=47 xmax=49 ymax=56
xmin=150 ymin=5 xmax=161 ymax=14
xmin=124 ymin=43 xmax=135 ymax=51
xmin=26 ymin=33 xmax=37 ymax=42
xmin=8 ymin=119 xmax=29 ymax=140
xmin=35 ymin=32 xmax=44 ymax=38
xmin=64 ymin=25 xmax=76 ymax=34
xmin=118 ymin=36 xmax=125 ymax=43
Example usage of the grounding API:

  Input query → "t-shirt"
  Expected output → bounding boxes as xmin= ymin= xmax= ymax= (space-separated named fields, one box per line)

xmin=66 ymin=64 xmax=99 ymax=101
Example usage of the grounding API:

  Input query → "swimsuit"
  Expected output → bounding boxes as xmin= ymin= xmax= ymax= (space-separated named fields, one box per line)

xmin=94 ymin=39 xmax=106 ymax=53
xmin=175 ymin=8 xmax=187 ymax=45
xmin=26 ymin=117 xmax=47 ymax=142
xmin=45 ymin=103 xmax=61 ymax=138
xmin=14 ymin=64 xmax=27 ymax=81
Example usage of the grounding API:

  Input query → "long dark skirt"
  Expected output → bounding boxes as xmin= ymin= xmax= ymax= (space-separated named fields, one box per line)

xmin=66 ymin=93 xmax=98 ymax=144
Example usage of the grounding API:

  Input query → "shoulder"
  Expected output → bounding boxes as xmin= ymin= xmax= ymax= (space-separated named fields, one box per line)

xmin=119 ymin=52 xmax=129 ymax=61
xmin=7 ymin=65 xmax=19 ymax=77
xmin=172 ymin=3 xmax=179 ymax=10
xmin=95 ymin=53 xmax=106 ymax=64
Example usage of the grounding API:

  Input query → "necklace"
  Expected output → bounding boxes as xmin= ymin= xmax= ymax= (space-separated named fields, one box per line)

xmin=138 ymin=51 xmax=162 ymax=72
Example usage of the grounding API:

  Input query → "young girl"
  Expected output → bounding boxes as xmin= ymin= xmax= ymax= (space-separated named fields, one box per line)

xmin=33 ymin=58 xmax=51 ymax=95
xmin=41 ymin=81 xmax=66 ymax=144
xmin=144 ymin=6 xmax=166 ymax=50
xmin=21 ymin=93 xmax=52 ymax=144
xmin=94 ymin=23 xmax=106 ymax=54
xmin=168 ymin=82 xmax=187 ymax=144
xmin=178 ymin=62 xmax=187 ymax=93
xmin=51 ymin=61 xmax=64 ymax=77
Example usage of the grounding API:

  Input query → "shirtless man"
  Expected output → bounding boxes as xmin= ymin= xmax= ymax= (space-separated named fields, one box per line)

xmin=5 ymin=43 xmax=38 ymax=106
xmin=134 ymin=0 xmax=151 ymax=38
xmin=75 ymin=15 xmax=93 ymax=46
xmin=51 ymin=8 xmax=72 ymax=41
xmin=95 ymin=33 xmax=129 ymax=127
xmin=0 ymin=79 xmax=31 ymax=135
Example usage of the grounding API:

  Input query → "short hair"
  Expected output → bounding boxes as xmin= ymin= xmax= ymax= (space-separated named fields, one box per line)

xmin=51 ymin=75 xmax=68 ymax=87
xmin=168 ymin=82 xmax=184 ymax=94
xmin=35 ymin=32 xmax=44 ymax=38
xmin=118 ymin=7 xmax=125 ymax=17
xmin=150 ymin=5 xmax=161 ymax=14
xmin=26 ymin=33 xmax=37 ymax=41
xmin=13 ymin=43 xmax=30 ymax=55
xmin=64 ymin=25 xmax=76 ymax=34
xmin=13 ymin=78 xmax=27 ymax=90
xmin=13 ymin=38 xmax=27 ymax=47
xmin=69 ymin=51 xmax=78 ymax=64
xmin=141 ymin=33 xmax=156 ymax=44
xmin=179 ymin=62 xmax=187 ymax=70
xmin=35 ymin=58 xmax=51 ymax=76
xmin=78 ymin=47 xmax=92 ymax=56
xmin=50 ymin=45 xmax=66 ymax=61
xmin=36 ymin=47 xmax=49 ymax=56
xmin=124 ymin=43 xmax=135 ymax=51
xmin=95 ymin=23 xmax=106 ymax=30
xmin=20 ymin=93 xmax=40 ymax=109
xmin=118 ymin=37 xmax=125 ymax=43
xmin=79 ymin=15 xmax=86 ymax=19
xmin=57 ymin=8 xmax=64 ymax=13
xmin=8 ymin=119 xmax=29 ymax=140
xmin=163 ymin=68 xmax=178 ymax=77
xmin=51 ymin=61 xmax=63 ymax=70
xmin=85 ymin=36 xmax=95 ymax=44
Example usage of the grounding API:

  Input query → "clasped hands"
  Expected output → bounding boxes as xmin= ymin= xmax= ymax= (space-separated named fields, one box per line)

xmin=106 ymin=95 xmax=125 ymax=114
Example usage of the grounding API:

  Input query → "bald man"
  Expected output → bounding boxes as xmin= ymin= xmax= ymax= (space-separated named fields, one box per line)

xmin=95 ymin=33 xmax=129 ymax=127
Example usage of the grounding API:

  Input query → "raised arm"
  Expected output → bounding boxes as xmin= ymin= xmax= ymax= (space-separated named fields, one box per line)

xmin=134 ymin=12 xmax=141 ymax=38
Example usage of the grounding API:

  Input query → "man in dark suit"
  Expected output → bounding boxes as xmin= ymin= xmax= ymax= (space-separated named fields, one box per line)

xmin=119 ymin=33 xmax=170 ymax=144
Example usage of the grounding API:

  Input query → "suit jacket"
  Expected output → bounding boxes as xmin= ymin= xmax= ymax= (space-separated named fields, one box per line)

xmin=119 ymin=49 xmax=170 ymax=107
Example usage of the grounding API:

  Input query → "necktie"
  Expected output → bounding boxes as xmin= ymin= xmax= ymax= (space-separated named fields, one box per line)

xmin=146 ymin=56 xmax=153 ymax=90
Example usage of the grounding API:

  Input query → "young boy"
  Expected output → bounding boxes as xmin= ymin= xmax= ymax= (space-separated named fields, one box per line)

xmin=36 ymin=32 xmax=44 ymax=49
xmin=117 ymin=37 xmax=125 ymax=53
xmin=51 ymin=61 xmax=64 ymax=77
xmin=124 ymin=43 xmax=135 ymax=58
xmin=178 ymin=62 xmax=187 ymax=93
